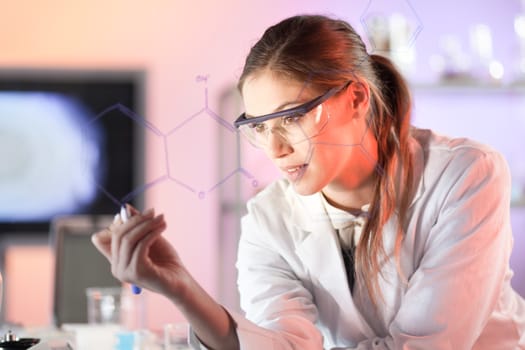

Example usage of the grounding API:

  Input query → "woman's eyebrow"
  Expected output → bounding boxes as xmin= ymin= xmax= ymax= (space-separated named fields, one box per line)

xmin=245 ymin=99 xmax=308 ymax=119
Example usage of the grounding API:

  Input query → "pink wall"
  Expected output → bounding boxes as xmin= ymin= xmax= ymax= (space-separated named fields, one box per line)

xmin=4 ymin=246 xmax=53 ymax=326
xmin=1 ymin=0 xmax=523 ymax=332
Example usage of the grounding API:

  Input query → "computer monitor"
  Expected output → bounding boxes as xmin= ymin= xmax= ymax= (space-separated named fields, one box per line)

xmin=0 ymin=69 xmax=145 ymax=235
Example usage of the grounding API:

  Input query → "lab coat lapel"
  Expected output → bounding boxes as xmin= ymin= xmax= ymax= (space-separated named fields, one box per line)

xmin=290 ymin=190 xmax=375 ymax=338
xmin=408 ymin=132 xmax=425 ymax=208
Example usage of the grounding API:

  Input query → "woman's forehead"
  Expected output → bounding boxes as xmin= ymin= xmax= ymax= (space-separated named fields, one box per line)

xmin=241 ymin=71 xmax=318 ymax=116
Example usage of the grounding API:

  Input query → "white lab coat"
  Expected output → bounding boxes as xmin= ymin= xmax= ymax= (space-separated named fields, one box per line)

xmin=191 ymin=128 xmax=525 ymax=349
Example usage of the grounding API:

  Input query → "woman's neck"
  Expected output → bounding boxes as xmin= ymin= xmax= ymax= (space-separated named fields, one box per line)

xmin=322 ymin=173 xmax=377 ymax=213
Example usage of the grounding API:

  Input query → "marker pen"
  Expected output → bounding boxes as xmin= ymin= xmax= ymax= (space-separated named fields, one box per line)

xmin=120 ymin=206 xmax=143 ymax=295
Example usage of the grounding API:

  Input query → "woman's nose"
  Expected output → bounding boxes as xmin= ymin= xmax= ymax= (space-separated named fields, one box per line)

xmin=265 ymin=130 xmax=292 ymax=159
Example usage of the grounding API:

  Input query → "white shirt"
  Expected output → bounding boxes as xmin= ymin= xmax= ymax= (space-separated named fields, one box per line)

xmin=321 ymin=194 xmax=369 ymax=249
xmin=191 ymin=128 xmax=525 ymax=349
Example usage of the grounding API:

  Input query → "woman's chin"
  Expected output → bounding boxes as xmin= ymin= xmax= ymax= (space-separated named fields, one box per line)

xmin=290 ymin=179 xmax=320 ymax=197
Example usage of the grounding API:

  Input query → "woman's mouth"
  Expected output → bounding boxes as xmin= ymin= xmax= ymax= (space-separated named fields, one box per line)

xmin=282 ymin=164 xmax=308 ymax=182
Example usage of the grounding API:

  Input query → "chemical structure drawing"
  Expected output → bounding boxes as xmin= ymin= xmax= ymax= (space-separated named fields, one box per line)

xmin=83 ymin=103 xmax=169 ymax=208
xmin=165 ymin=75 xmax=258 ymax=199
xmin=82 ymin=75 xmax=258 ymax=208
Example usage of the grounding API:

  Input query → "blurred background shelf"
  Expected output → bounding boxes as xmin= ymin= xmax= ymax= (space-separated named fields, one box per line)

xmin=411 ymin=81 xmax=525 ymax=94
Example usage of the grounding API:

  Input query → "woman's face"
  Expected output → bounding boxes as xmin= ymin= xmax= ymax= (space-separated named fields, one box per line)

xmin=241 ymin=70 xmax=378 ymax=201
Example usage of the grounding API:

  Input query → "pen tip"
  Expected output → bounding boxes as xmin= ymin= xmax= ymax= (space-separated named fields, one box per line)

xmin=131 ymin=285 xmax=142 ymax=294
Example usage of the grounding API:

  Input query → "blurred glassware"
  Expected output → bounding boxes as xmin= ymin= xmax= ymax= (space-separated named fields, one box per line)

xmin=389 ymin=13 xmax=417 ymax=77
xmin=164 ymin=322 xmax=190 ymax=350
xmin=365 ymin=13 xmax=416 ymax=78
xmin=470 ymin=24 xmax=493 ymax=67
xmin=85 ymin=287 xmax=122 ymax=324
xmin=514 ymin=1 xmax=525 ymax=83
xmin=469 ymin=24 xmax=504 ymax=84
xmin=119 ymin=284 xmax=146 ymax=331
xmin=115 ymin=329 xmax=162 ymax=350
xmin=366 ymin=14 xmax=390 ymax=52
xmin=431 ymin=35 xmax=473 ymax=83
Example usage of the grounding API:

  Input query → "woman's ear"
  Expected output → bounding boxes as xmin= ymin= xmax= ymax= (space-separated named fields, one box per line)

xmin=346 ymin=80 xmax=370 ymax=113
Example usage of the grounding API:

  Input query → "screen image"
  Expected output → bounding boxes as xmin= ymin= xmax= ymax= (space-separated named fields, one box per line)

xmin=0 ymin=70 xmax=144 ymax=233
xmin=0 ymin=92 xmax=100 ymax=221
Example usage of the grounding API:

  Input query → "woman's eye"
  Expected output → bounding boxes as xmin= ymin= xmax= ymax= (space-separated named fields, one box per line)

xmin=250 ymin=123 xmax=266 ymax=133
xmin=282 ymin=114 xmax=304 ymax=125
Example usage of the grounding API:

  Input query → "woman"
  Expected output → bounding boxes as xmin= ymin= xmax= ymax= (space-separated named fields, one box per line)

xmin=92 ymin=15 xmax=525 ymax=349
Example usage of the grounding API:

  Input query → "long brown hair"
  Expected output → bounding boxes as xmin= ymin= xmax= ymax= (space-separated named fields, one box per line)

xmin=238 ymin=15 xmax=414 ymax=306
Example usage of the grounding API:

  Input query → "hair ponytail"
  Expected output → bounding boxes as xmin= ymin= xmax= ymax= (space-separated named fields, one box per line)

xmin=369 ymin=54 xmax=412 ymax=122
xmin=355 ymin=54 xmax=414 ymax=306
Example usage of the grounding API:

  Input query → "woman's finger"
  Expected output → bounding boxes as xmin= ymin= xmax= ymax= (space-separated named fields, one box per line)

xmin=91 ymin=228 xmax=112 ymax=261
xmin=117 ymin=214 xmax=166 ymax=271
xmin=110 ymin=209 xmax=155 ymax=265
xmin=125 ymin=222 xmax=167 ymax=284
xmin=126 ymin=204 xmax=144 ymax=217
xmin=113 ymin=213 xmax=121 ymax=224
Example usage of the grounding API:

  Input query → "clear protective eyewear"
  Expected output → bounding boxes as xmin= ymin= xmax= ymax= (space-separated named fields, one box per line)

xmin=234 ymin=82 xmax=351 ymax=148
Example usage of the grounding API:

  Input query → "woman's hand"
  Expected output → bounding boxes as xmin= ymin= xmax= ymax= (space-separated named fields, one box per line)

xmin=92 ymin=205 xmax=240 ymax=350
xmin=91 ymin=205 xmax=189 ymax=301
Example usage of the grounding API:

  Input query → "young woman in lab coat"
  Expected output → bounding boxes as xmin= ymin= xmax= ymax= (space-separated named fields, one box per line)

xmin=92 ymin=14 xmax=525 ymax=349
